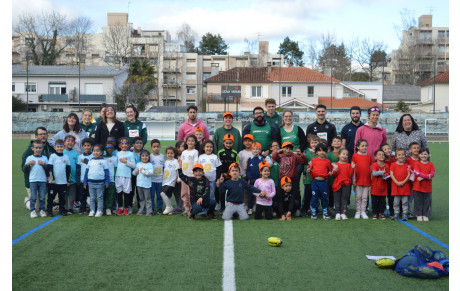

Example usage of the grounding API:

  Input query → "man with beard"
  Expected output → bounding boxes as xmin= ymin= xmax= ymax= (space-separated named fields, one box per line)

xmin=341 ymin=106 xmax=364 ymax=162
xmin=177 ymin=105 xmax=210 ymax=142
xmin=242 ymin=107 xmax=280 ymax=152
xmin=306 ymin=104 xmax=337 ymax=147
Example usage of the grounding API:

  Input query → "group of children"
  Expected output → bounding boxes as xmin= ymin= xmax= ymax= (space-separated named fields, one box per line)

xmin=25 ymin=130 xmax=435 ymax=223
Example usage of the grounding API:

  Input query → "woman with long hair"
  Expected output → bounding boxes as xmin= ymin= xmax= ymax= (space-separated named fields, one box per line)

xmin=49 ymin=113 xmax=88 ymax=154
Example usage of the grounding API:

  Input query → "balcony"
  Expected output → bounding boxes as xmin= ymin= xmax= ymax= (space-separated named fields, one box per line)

xmin=162 ymin=79 xmax=181 ymax=88
xmin=79 ymin=94 xmax=106 ymax=102
xmin=39 ymin=94 xmax=106 ymax=103
xmin=40 ymin=94 xmax=69 ymax=102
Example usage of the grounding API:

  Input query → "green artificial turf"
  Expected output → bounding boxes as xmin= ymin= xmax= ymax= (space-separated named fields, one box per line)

xmin=12 ymin=139 xmax=449 ymax=290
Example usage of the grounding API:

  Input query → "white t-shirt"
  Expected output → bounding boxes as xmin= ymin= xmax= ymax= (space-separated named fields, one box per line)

xmin=163 ymin=158 xmax=179 ymax=187
xmin=150 ymin=153 xmax=165 ymax=183
xmin=198 ymin=153 xmax=222 ymax=181
xmin=180 ymin=149 xmax=199 ymax=177
xmin=238 ymin=149 xmax=253 ymax=178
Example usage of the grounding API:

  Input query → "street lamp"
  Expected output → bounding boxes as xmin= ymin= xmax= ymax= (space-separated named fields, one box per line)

xmin=26 ymin=52 xmax=29 ymax=112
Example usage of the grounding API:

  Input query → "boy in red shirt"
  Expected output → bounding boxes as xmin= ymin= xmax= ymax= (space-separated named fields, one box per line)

xmin=390 ymin=148 xmax=411 ymax=221
xmin=413 ymin=148 xmax=435 ymax=222
xmin=371 ymin=150 xmax=391 ymax=219
xmin=272 ymin=141 xmax=307 ymax=196
xmin=307 ymin=143 xmax=332 ymax=220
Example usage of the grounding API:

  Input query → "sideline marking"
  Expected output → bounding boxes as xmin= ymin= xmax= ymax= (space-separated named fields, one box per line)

xmin=398 ymin=219 xmax=449 ymax=251
xmin=12 ymin=215 xmax=62 ymax=245
xmin=222 ymin=220 xmax=236 ymax=291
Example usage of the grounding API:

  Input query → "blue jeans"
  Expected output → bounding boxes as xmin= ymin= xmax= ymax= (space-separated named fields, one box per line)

xmin=88 ymin=181 xmax=105 ymax=213
xmin=191 ymin=198 xmax=217 ymax=215
xmin=30 ymin=182 xmax=47 ymax=211
xmin=151 ymin=182 xmax=163 ymax=211
xmin=310 ymin=179 xmax=329 ymax=214
xmin=209 ymin=180 xmax=216 ymax=200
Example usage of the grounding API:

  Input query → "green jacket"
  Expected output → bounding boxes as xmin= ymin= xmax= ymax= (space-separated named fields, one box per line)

xmin=22 ymin=140 xmax=55 ymax=188
xmin=124 ymin=119 xmax=148 ymax=146
xmin=80 ymin=122 xmax=97 ymax=140
xmin=264 ymin=111 xmax=282 ymax=128
xmin=213 ymin=126 xmax=243 ymax=154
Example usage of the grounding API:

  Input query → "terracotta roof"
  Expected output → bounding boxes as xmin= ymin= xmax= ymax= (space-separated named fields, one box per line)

xmin=204 ymin=67 xmax=269 ymax=83
xmin=417 ymin=71 xmax=449 ymax=86
xmin=317 ymin=97 xmax=388 ymax=109
xmin=268 ymin=67 xmax=340 ymax=83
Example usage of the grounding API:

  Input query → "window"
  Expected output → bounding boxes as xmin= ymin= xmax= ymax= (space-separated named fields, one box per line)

xmin=438 ymin=31 xmax=445 ymax=39
xmin=12 ymin=82 xmax=36 ymax=93
xmin=307 ymin=86 xmax=314 ymax=97
xmin=203 ymin=73 xmax=211 ymax=80
xmin=49 ymin=83 xmax=67 ymax=95
xmin=438 ymin=45 xmax=446 ymax=53
xmin=251 ymin=86 xmax=262 ymax=97
xmin=419 ymin=31 xmax=431 ymax=40
xmin=186 ymin=102 xmax=196 ymax=106
xmin=164 ymin=100 xmax=176 ymax=106
xmin=282 ymin=86 xmax=292 ymax=97
xmin=186 ymin=87 xmax=196 ymax=94
xmin=26 ymin=83 xmax=36 ymax=93
xmin=51 ymin=108 xmax=64 ymax=112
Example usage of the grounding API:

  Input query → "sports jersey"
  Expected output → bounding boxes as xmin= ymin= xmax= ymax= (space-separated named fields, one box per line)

xmin=124 ymin=119 xmax=148 ymax=145
xmin=134 ymin=162 xmax=154 ymax=188
xmin=327 ymin=151 xmax=339 ymax=186
xmin=25 ymin=155 xmax=48 ymax=182
xmin=80 ymin=122 xmax=97 ymax=139
xmin=217 ymin=148 xmax=239 ymax=175
xmin=413 ymin=161 xmax=435 ymax=193
xmin=280 ymin=125 xmax=300 ymax=151
xmin=249 ymin=121 xmax=272 ymax=151
xmin=150 ymin=153 xmax=165 ymax=183
xmin=163 ymin=158 xmax=179 ymax=187
xmin=246 ymin=155 xmax=264 ymax=183
xmin=133 ymin=151 xmax=141 ymax=164
xmin=390 ymin=162 xmax=411 ymax=196
xmin=104 ymin=154 xmax=118 ymax=183
xmin=371 ymin=162 xmax=390 ymax=196
xmin=406 ymin=156 xmax=419 ymax=171
xmin=306 ymin=120 xmax=337 ymax=147
xmin=199 ymin=153 xmax=222 ymax=182
xmin=115 ymin=151 xmax=135 ymax=178
xmin=303 ymin=149 xmax=318 ymax=185
xmin=77 ymin=152 xmax=93 ymax=183
xmin=309 ymin=157 xmax=331 ymax=180
xmin=267 ymin=154 xmax=280 ymax=187
xmin=331 ymin=162 xmax=353 ymax=192
xmin=352 ymin=153 xmax=372 ymax=186
xmin=180 ymin=149 xmax=199 ymax=177
xmin=83 ymin=157 xmax=109 ymax=185
xmin=238 ymin=149 xmax=253 ymax=178
xmin=64 ymin=149 xmax=79 ymax=184
xmin=48 ymin=153 xmax=70 ymax=184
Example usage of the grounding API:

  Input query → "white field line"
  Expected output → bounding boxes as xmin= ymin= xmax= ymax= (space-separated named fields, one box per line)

xmin=223 ymin=220 xmax=236 ymax=291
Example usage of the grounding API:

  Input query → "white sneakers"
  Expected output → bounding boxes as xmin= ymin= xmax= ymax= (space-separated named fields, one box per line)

xmin=417 ymin=216 xmax=423 ymax=222
xmin=340 ymin=214 xmax=348 ymax=220
xmin=354 ymin=212 xmax=360 ymax=219
xmin=39 ymin=210 xmax=47 ymax=217
xmin=335 ymin=213 xmax=341 ymax=221
xmin=88 ymin=210 xmax=95 ymax=217
xmin=106 ymin=209 xmax=112 ymax=216
xmin=423 ymin=216 xmax=429 ymax=222
xmin=30 ymin=211 xmax=38 ymax=218
xmin=95 ymin=211 xmax=103 ymax=217
xmin=163 ymin=206 xmax=174 ymax=215
xmin=361 ymin=212 xmax=369 ymax=219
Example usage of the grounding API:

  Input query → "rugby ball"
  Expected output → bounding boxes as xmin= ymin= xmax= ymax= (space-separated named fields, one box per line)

xmin=375 ymin=258 xmax=395 ymax=269
xmin=267 ymin=237 xmax=282 ymax=247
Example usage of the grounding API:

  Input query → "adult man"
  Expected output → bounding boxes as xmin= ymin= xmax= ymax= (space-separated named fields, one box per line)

xmin=213 ymin=112 xmax=243 ymax=153
xmin=264 ymin=98 xmax=282 ymax=128
xmin=341 ymin=106 xmax=364 ymax=162
xmin=21 ymin=127 xmax=55 ymax=209
xmin=305 ymin=104 xmax=337 ymax=147
xmin=242 ymin=106 xmax=280 ymax=152
xmin=177 ymin=105 xmax=210 ymax=141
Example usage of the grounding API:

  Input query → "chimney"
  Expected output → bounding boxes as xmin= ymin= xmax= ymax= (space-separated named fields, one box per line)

xmin=244 ymin=52 xmax=249 ymax=56
xmin=267 ymin=62 xmax=271 ymax=73
xmin=115 ymin=60 xmax=120 ymax=70
xmin=79 ymin=60 xmax=85 ymax=70
xmin=22 ymin=58 xmax=27 ymax=71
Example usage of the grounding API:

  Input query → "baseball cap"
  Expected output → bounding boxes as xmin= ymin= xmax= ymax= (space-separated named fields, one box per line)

xmin=281 ymin=141 xmax=294 ymax=149
xmin=223 ymin=112 xmax=234 ymax=119
xmin=223 ymin=134 xmax=234 ymax=143
xmin=192 ymin=164 xmax=204 ymax=171
xmin=243 ymin=134 xmax=254 ymax=141
xmin=252 ymin=142 xmax=262 ymax=149
xmin=259 ymin=161 xmax=270 ymax=172
xmin=280 ymin=176 xmax=292 ymax=187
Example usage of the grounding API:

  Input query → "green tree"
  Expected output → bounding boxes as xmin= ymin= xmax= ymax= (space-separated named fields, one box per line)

xmin=122 ymin=59 xmax=156 ymax=110
xmin=12 ymin=95 xmax=27 ymax=112
xmin=396 ymin=100 xmax=410 ymax=112
xmin=198 ymin=33 xmax=229 ymax=55
xmin=351 ymin=72 xmax=370 ymax=81
xmin=318 ymin=43 xmax=350 ymax=81
xmin=277 ymin=37 xmax=304 ymax=67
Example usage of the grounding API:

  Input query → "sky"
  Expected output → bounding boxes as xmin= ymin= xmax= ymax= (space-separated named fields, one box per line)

xmin=11 ymin=0 xmax=450 ymax=57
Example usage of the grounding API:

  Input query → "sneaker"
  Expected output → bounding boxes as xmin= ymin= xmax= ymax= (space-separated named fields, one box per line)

xmin=123 ymin=208 xmax=129 ymax=215
xmin=379 ymin=215 xmax=386 ymax=220
xmin=311 ymin=213 xmax=317 ymax=220
xmin=215 ymin=204 xmax=221 ymax=212
xmin=181 ymin=210 xmax=189 ymax=216
xmin=146 ymin=212 xmax=153 ymax=217
xmin=423 ymin=216 xmax=429 ymax=222
xmin=402 ymin=214 xmax=408 ymax=221
xmin=372 ymin=214 xmax=378 ymax=220
xmin=163 ymin=206 xmax=174 ymax=215
xmin=88 ymin=210 xmax=95 ymax=217
xmin=47 ymin=210 xmax=54 ymax=217
xmin=115 ymin=208 xmax=123 ymax=216
xmin=361 ymin=212 xmax=369 ymax=219
xmin=172 ymin=207 xmax=182 ymax=214
xmin=128 ymin=207 xmax=133 ymax=215
xmin=136 ymin=212 xmax=144 ymax=216
xmin=417 ymin=216 xmax=423 ymax=222
xmin=189 ymin=213 xmax=195 ymax=220
xmin=323 ymin=214 xmax=331 ymax=220
xmin=340 ymin=214 xmax=348 ymax=220
xmin=30 ymin=211 xmax=37 ymax=218
xmin=247 ymin=209 xmax=253 ymax=215
xmin=207 ymin=213 xmax=218 ymax=220
xmin=392 ymin=214 xmax=400 ymax=220
xmin=78 ymin=208 xmax=85 ymax=215
xmin=335 ymin=213 xmax=341 ymax=221
xmin=40 ymin=210 xmax=47 ymax=217
xmin=354 ymin=212 xmax=361 ymax=219
xmin=95 ymin=211 xmax=103 ymax=217
xmin=157 ymin=209 xmax=163 ymax=215
xmin=66 ymin=209 xmax=74 ymax=215
xmin=300 ymin=209 xmax=306 ymax=217
xmin=295 ymin=210 xmax=301 ymax=217
xmin=106 ymin=209 xmax=112 ymax=216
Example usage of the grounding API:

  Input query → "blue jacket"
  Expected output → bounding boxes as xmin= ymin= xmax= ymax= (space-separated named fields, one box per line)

xmin=246 ymin=156 xmax=263 ymax=183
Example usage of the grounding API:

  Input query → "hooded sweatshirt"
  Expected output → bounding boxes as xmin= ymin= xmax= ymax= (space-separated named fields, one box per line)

xmin=177 ymin=118 xmax=210 ymax=141
xmin=354 ymin=122 xmax=387 ymax=162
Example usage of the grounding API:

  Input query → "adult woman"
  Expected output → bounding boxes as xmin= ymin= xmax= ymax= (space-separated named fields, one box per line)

xmin=49 ymin=113 xmax=88 ymax=154
xmin=354 ymin=106 xmax=387 ymax=162
xmin=80 ymin=110 xmax=97 ymax=139
xmin=124 ymin=104 xmax=148 ymax=146
xmin=94 ymin=106 xmax=125 ymax=147
xmin=391 ymin=114 xmax=429 ymax=157
xmin=280 ymin=110 xmax=307 ymax=153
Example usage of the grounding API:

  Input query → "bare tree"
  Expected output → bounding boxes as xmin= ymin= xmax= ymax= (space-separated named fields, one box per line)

xmin=305 ymin=39 xmax=319 ymax=70
xmin=393 ymin=8 xmax=417 ymax=41
xmin=351 ymin=37 xmax=387 ymax=81
xmin=176 ymin=23 xmax=198 ymax=52
xmin=103 ymin=23 xmax=132 ymax=65
xmin=67 ymin=16 xmax=94 ymax=63
xmin=243 ymin=38 xmax=258 ymax=54
xmin=15 ymin=11 xmax=70 ymax=65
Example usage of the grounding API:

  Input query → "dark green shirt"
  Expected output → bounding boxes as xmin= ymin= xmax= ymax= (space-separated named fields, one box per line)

xmin=264 ymin=111 xmax=282 ymax=128
xmin=80 ymin=122 xmax=97 ymax=139
xmin=124 ymin=119 xmax=148 ymax=145
xmin=213 ymin=126 xmax=243 ymax=154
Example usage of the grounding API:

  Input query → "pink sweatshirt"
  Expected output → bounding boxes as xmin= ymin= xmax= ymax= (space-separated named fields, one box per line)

xmin=254 ymin=178 xmax=276 ymax=206
xmin=354 ymin=122 xmax=387 ymax=162
xmin=177 ymin=119 xmax=210 ymax=141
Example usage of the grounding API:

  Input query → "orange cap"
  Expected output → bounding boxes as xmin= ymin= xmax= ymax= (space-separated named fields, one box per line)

xmin=223 ymin=133 xmax=234 ymax=143
xmin=192 ymin=164 xmax=204 ymax=171
xmin=243 ymin=134 xmax=254 ymax=141
xmin=281 ymin=141 xmax=294 ymax=149
xmin=259 ymin=161 xmax=270 ymax=172
xmin=280 ymin=176 xmax=292 ymax=187
xmin=252 ymin=142 xmax=262 ymax=149
xmin=223 ymin=112 xmax=234 ymax=119
xmin=227 ymin=162 xmax=240 ymax=178
xmin=194 ymin=127 xmax=204 ymax=133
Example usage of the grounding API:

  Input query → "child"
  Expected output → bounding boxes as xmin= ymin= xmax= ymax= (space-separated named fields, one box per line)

xmin=83 ymin=144 xmax=110 ymax=217
xmin=301 ymin=135 xmax=320 ymax=216
xmin=253 ymin=161 xmax=276 ymax=220
xmin=307 ymin=143 xmax=332 ymax=220
xmin=103 ymin=141 xmax=118 ymax=215
xmin=351 ymin=139 xmax=372 ymax=219
xmin=161 ymin=147 xmax=180 ymax=215
xmin=219 ymin=163 xmax=266 ymax=220
xmin=178 ymin=160 xmax=217 ymax=220
xmin=133 ymin=149 xmax=154 ymax=216
xmin=238 ymin=134 xmax=254 ymax=211
xmin=107 ymin=136 xmax=119 ymax=156
xmin=406 ymin=142 xmax=420 ymax=218
xmin=327 ymin=136 xmax=342 ymax=211
xmin=47 ymin=139 xmax=71 ymax=216
xmin=266 ymin=141 xmax=280 ymax=188
xmin=180 ymin=134 xmax=199 ymax=216
xmin=245 ymin=142 xmax=265 ymax=214
xmin=370 ymin=150 xmax=390 ymax=219
xmin=131 ymin=136 xmax=144 ymax=211
xmin=390 ymin=148 xmax=411 ymax=221
xmin=413 ymin=148 xmax=435 ymax=222
xmin=273 ymin=177 xmax=300 ymax=220
xmin=114 ymin=137 xmax=136 ymax=215
xmin=199 ymin=140 xmax=222 ymax=201
xmin=381 ymin=143 xmax=395 ymax=217
xmin=77 ymin=138 xmax=94 ymax=214
xmin=331 ymin=148 xmax=354 ymax=220
xmin=150 ymin=139 xmax=165 ymax=214
xmin=194 ymin=127 xmax=205 ymax=144
xmin=24 ymin=140 xmax=49 ymax=218
xmin=64 ymin=135 xmax=79 ymax=214
xmin=217 ymin=134 xmax=239 ymax=211
xmin=172 ymin=141 xmax=185 ymax=214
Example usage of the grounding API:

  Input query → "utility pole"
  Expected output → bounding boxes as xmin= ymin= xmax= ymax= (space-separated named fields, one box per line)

xmin=433 ymin=54 xmax=436 ymax=113
xmin=26 ymin=52 xmax=29 ymax=112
